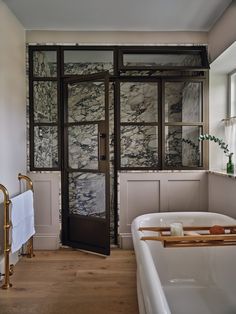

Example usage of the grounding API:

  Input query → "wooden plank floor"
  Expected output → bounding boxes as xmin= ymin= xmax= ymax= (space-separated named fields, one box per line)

xmin=0 ymin=249 xmax=139 ymax=314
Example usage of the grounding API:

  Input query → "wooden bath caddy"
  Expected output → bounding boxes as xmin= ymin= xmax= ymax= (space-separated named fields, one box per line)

xmin=139 ymin=225 xmax=236 ymax=248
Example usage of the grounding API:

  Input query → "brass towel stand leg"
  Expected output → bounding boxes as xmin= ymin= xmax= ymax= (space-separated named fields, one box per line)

xmin=0 ymin=184 xmax=12 ymax=289
xmin=18 ymin=173 xmax=35 ymax=258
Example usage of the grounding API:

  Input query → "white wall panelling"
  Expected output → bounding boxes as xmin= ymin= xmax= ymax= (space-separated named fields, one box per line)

xmin=208 ymin=172 xmax=236 ymax=219
xmin=29 ymin=172 xmax=60 ymax=250
xmin=119 ymin=171 xmax=208 ymax=248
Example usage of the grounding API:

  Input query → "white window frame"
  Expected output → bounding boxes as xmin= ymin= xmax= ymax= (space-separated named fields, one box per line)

xmin=228 ymin=69 xmax=236 ymax=118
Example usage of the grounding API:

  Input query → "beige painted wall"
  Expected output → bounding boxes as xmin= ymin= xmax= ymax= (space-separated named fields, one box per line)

xmin=209 ymin=73 xmax=228 ymax=171
xmin=209 ymin=1 xmax=236 ymax=62
xmin=0 ymin=0 xmax=26 ymax=197
xmin=0 ymin=0 xmax=26 ymax=269
xmin=26 ymin=30 xmax=207 ymax=45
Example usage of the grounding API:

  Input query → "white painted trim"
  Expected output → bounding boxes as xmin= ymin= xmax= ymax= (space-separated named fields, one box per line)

xmin=33 ymin=234 xmax=60 ymax=250
xmin=119 ymin=233 xmax=133 ymax=249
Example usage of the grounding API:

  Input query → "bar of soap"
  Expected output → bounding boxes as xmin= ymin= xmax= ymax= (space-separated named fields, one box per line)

xmin=209 ymin=225 xmax=225 ymax=235
xmin=184 ymin=231 xmax=201 ymax=236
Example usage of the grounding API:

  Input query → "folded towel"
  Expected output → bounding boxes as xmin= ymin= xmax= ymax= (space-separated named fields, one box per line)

xmin=10 ymin=190 xmax=35 ymax=253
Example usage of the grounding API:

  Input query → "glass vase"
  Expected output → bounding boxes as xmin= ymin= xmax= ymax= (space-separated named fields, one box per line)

xmin=227 ymin=155 xmax=234 ymax=174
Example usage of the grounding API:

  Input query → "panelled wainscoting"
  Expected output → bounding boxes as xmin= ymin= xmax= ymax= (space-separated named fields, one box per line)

xmin=208 ymin=171 xmax=236 ymax=220
xmin=119 ymin=171 xmax=208 ymax=248
xmin=29 ymin=172 xmax=60 ymax=250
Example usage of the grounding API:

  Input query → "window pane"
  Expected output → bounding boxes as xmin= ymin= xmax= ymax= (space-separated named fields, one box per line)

xmin=120 ymin=82 xmax=158 ymax=122
xmin=123 ymin=53 xmax=202 ymax=67
xmin=67 ymin=81 xmax=105 ymax=122
xmin=64 ymin=50 xmax=113 ymax=75
xmin=33 ymin=81 xmax=57 ymax=123
xmin=165 ymin=126 xmax=202 ymax=167
xmin=121 ymin=125 xmax=158 ymax=167
xmin=69 ymin=172 xmax=106 ymax=218
xmin=230 ymin=72 xmax=236 ymax=117
xmin=34 ymin=126 xmax=58 ymax=168
xmin=120 ymin=70 xmax=198 ymax=77
xmin=68 ymin=125 xmax=98 ymax=170
xmin=165 ymin=82 xmax=202 ymax=122
xmin=33 ymin=51 xmax=57 ymax=77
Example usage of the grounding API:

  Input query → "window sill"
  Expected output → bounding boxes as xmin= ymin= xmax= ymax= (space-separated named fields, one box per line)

xmin=208 ymin=170 xmax=236 ymax=179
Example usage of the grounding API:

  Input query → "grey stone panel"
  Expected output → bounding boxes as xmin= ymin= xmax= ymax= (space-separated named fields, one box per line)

xmin=34 ymin=126 xmax=58 ymax=168
xmin=33 ymin=81 xmax=57 ymax=123
xmin=123 ymin=54 xmax=202 ymax=67
xmin=121 ymin=125 xmax=158 ymax=167
xmin=64 ymin=62 xmax=113 ymax=75
xmin=69 ymin=172 xmax=106 ymax=218
xmin=68 ymin=125 xmax=98 ymax=170
xmin=120 ymin=82 xmax=158 ymax=123
xmin=68 ymin=82 xmax=105 ymax=122
xmin=33 ymin=51 xmax=57 ymax=77
xmin=165 ymin=126 xmax=200 ymax=167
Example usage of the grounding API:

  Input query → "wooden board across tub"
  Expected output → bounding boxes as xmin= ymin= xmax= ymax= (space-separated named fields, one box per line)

xmin=139 ymin=225 xmax=236 ymax=248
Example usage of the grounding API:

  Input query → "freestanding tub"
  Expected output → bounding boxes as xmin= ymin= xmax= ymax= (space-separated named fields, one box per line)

xmin=132 ymin=212 xmax=236 ymax=314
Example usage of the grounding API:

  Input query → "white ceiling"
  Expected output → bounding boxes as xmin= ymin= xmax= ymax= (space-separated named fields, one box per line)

xmin=3 ymin=0 xmax=232 ymax=32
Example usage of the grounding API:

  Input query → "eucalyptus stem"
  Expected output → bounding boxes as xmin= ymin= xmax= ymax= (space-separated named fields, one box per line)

xmin=198 ymin=134 xmax=233 ymax=157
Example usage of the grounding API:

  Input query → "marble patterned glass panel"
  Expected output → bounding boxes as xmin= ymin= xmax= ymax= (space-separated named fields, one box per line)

xmin=123 ymin=53 xmax=202 ymax=67
xmin=165 ymin=126 xmax=201 ymax=167
xmin=34 ymin=126 xmax=58 ymax=168
xmin=108 ymin=83 xmax=115 ymax=243
xmin=120 ymin=83 xmax=158 ymax=122
xmin=68 ymin=82 xmax=105 ymax=122
xmin=120 ymin=70 xmax=187 ymax=76
xmin=33 ymin=51 xmax=57 ymax=77
xmin=68 ymin=125 xmax=98 ymax=170
xmin=165 ymin=82 xmax=202 ymax=122
xmin=121 ymin=125 xmax=158 ymax=167
xmin=69 ymin=172 xmax=106 ymax=218
xmin=33 ymin=81 xmax=57 ymax=123
xmin=64 ymin=50 xmax=113 ymax=75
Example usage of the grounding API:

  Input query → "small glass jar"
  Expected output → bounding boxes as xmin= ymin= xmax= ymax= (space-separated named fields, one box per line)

xmin=170 ymin=222 xmax=184 ymax=236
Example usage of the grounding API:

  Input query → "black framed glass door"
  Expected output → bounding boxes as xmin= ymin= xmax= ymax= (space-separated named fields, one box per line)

xmin=62 ymin=72 xmax=110 ymax=255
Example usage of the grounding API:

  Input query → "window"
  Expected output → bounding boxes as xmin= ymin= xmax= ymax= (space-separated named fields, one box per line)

xmin=164 ymin=80 xmax=203 ymax=168
xmin=29 ymin=45 xmax=209 ymax=171
xmin=29 ymin=47 xmax=60 ymax=170
xmin=229 ymin=70 xmax=236 ymax=118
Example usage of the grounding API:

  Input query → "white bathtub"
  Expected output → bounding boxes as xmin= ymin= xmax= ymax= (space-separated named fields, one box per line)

xmin=132 ymin=212 xmax=236 ymax=314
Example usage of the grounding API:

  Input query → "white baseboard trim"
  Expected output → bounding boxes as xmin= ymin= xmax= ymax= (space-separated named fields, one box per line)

xmin=33 ymin=234 xmax=60 ymax=250
xmin=119 ymin=233 xmax=133 ymax=249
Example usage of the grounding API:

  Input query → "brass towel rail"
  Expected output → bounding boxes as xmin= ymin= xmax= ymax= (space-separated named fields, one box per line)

xmin=0 ymin=174 xmax=34 ymax=289
xmin=18 ymin=173 xmax=34 ymax=192
xmin=0 ymin=184 xmax=12 ymax=289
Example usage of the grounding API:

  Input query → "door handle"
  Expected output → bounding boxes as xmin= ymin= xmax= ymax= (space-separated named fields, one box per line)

xmin=98 ymin=133 xmax=106 ymax=161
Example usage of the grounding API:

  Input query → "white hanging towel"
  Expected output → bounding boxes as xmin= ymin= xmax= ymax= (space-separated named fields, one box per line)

xmin=10 ymin=190 xmax=35 ymax=253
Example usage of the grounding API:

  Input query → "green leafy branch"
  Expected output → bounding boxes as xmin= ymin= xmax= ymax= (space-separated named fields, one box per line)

xmin=198 ymin=134 xmax=233 ymax=157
